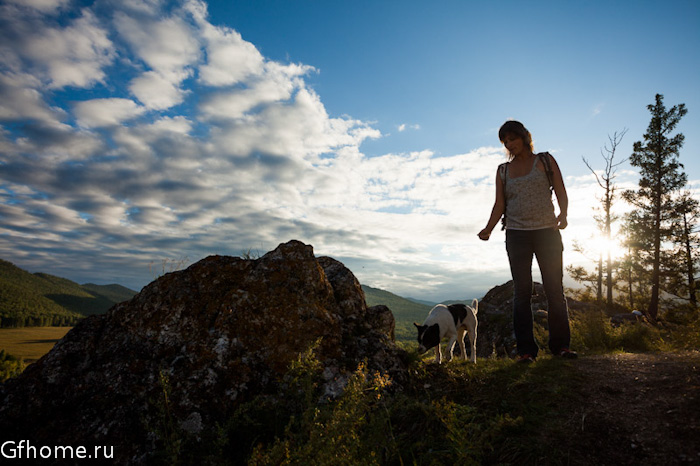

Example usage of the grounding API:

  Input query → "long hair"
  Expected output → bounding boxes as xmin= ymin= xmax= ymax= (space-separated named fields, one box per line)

xmin=498 ymin=120 xmax=534 ymax=161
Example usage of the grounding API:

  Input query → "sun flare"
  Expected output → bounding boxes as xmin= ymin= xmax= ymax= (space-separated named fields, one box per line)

xmin=585 ymin=235 xmax=625 ymax=261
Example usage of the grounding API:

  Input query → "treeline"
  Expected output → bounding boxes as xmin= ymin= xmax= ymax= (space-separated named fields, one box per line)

xmin=0 ymin=314 xmax=81 ymax=328
xmin=570 ymin=94 xmax=698 ymax=322
xmin=0 ymin=259 xmax=137 ymax=328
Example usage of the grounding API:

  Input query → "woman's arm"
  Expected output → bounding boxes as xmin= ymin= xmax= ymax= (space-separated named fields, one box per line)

xmin=478 ymin=168 xmax=506 ymax=240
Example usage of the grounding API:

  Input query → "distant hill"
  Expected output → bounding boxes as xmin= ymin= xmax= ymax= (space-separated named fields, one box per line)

xmin=406 ymin=297 xmax=436 ymax=307
xmin=362 ymin=285 xmax=433 ymax=343
xmin=0 ymin=259 xmax=137 ymax=327
xmin=362 ymin=285 xmax=431 ymax=322
xmin=81 ymin=283 xmax=138 ymax=305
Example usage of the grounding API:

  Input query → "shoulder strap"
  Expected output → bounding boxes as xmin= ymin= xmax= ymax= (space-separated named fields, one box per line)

xmin=498 ymin=162 xmax=509 ymax=184
xmin=498 ymin=163 xmax=509 ymax=230
xmin=537 ymin=152 xmax=554 ymax=192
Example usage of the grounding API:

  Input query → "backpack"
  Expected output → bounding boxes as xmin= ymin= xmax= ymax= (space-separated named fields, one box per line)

xmin=499 ymin=152 xmax=555 ymax=231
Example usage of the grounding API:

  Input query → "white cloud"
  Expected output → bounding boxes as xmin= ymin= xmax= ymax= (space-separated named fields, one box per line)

xmin=74 ymin=98 xmax=145 ymax=128
xmin=115 ymin=12 xmax=200 ymax=81
xmin=208 ymin=86 xmax=380 ymax=160
xmin=197 ymin=21 xmax=265 ymax=86
xmin=23 ymin=10 xmax=114 ymax=89
xmin=397 ymin=123 xmax=420 ymax=132
xmin=0 ymin=73 xmax=63 ymax=125
xmin=4 ymin=0 xmax=71 ymax=13
xmin=114 ymin=8 xmax=200 ymax=111
xmin=130 ymin=71 xmax=189 ymax=110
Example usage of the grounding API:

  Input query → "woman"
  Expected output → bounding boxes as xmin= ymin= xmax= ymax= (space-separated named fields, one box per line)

xmin=478 ymin=120 xmax=577 ymax=362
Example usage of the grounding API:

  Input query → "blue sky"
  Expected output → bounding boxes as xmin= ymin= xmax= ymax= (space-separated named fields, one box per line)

xmin=0 ymin=0 xmax=698 ymax=302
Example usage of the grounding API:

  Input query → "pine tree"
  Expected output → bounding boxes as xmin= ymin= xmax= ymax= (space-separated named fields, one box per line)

xmin=622 ymin=94 xmax=688 ymax=320
xmin=671 ymin=191 xmax=699 ymax=309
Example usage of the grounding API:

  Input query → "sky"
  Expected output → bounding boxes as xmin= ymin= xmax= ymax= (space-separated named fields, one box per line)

xmin=0 ymin=0 xmax=699 ymax=302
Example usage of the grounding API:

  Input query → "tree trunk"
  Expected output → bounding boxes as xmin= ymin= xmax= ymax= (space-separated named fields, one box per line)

xmin=683 ymin=212 xmax=697 ymax=308
xmin=597 ymin=253 xmax=603 ymax=306
xmin=606 ymin=249 xmax=613 ymax=311
xmin=648 ymin=183 xmax=663 ymax=320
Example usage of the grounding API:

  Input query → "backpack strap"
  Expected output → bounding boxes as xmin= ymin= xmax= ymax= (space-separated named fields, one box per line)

xmin=498 ymin=162 xmax=509 ymax=185
xmin=498 ymin=163 xmax=509 ymax=230
xmin=538 ymin=152 xmax=554 ymax=194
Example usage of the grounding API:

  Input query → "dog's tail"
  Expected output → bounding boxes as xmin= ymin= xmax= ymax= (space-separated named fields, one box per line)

xmin=471 ymin=298 xmax=478 ymax=314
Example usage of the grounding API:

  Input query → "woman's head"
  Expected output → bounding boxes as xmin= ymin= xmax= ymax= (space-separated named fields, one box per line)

xmin=498 ymin=120 xmax=534 ymax=160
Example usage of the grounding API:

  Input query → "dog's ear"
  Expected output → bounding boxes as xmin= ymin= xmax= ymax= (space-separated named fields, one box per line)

xmin=413 ymin=322 xmax=420 ymax=328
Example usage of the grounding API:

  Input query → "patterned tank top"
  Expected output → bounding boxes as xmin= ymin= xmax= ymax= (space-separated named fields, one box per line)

xmin=503 ymin=156 xmax=557 ymax=230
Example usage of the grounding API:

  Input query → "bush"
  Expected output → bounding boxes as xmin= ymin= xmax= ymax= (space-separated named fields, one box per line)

xmin=667 ymin=315 xmax=700 ymax=350
xmin=569 ymin=310 xmax=667 ymax=354
xmin=570 ymin=311 xmax=618 ymax=353
xmin=0 ymin=349 xmax=25 ymax=382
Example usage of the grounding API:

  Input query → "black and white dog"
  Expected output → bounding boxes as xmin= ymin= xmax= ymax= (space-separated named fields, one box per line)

xmin=414 ymin=299 xmax=478 ymax=364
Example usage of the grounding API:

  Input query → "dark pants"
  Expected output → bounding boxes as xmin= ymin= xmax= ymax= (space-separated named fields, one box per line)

xmin=505 ymin=228 xmax=570 ymax=357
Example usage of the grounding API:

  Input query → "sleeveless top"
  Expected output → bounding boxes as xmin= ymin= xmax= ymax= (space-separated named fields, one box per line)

xmin=503 ymin=156 xmax=557 ymax=230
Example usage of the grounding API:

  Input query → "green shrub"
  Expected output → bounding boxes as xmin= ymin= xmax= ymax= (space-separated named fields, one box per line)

xmin=569 ymin=311 xmax=668 ymax=354
xmin=570 ymin=311 xmax=617 ymax=353
xmin=0 ymin=349 xmax=25 ymax=382
xmin=667 ymin=316 xmax=700 ymax=350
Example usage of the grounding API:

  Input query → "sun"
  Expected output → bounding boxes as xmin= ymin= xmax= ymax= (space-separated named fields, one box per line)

xmin=585 ymin=235 xmax=625 ymax=261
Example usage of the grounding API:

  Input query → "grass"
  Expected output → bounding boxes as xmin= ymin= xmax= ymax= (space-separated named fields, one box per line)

xmin=3 ymin=311 xmax=698 ymax=464
xmin=0 ymin=326 xmax=72 ymax=363
xmin=148 ymin=342 xmax=585 ymax=465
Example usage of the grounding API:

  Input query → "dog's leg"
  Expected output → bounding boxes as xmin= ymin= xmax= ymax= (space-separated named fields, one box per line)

xmin=468 ymin=323 xmax=478 ymax=363
xmin=434 ymin=344 xmax=441 ymax=364
xmin=445 ymin=336 xmax=457 ymax=361
xmin=457 ymin=328 xmax=467 ymax=361
xmin=447 ymin=341 xmax=455 ymax=361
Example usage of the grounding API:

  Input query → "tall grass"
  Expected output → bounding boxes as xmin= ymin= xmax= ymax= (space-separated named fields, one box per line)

xmin=568 ymin=310 xmax=672 ymax=354
xmin=227 ymin=348 xmax=582 ymax=465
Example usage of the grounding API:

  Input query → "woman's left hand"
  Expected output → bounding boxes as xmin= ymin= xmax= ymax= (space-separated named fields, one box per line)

xmin=557 ymin=215 xmax=568 ymax=230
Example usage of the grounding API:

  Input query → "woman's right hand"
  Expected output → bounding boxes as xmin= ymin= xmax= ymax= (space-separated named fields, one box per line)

xmin=478 ymin=228 xmax=491 ymax=241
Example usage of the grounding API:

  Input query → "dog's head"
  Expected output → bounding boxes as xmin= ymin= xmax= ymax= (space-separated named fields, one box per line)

xmin=414 ymin=322 xmax=440 ymax=353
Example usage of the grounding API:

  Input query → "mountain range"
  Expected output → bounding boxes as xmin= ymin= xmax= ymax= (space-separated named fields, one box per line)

xmin=0 ymin=259 xmax=137 ymax=327
xmin=0 ymin=259 xmax=468 ymax=337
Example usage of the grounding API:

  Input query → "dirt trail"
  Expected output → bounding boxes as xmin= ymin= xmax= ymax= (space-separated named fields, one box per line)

xmin=566 ymin=352 xmax=700 ymax=465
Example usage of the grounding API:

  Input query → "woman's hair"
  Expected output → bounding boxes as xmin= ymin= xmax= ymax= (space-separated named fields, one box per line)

xmin=498 ymin=120 xmax=534 ymax=160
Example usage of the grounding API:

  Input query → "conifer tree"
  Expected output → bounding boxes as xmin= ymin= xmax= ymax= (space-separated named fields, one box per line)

xmin=622 ymin=94 xmax=687 ymax=320
xmin=672 ymin=191 xmax=699 ymax=309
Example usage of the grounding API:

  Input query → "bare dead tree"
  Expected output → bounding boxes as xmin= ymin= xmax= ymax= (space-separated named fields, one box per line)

xmin=583 ymin=129 xmax=628 ymax=312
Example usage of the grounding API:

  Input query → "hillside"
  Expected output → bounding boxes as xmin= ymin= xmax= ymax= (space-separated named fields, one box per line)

xmin=362 ymin=285 xmax=432 ymax=343
xmin=362 ymin=284 xmax=431 ymax=322
xmin=0 ymin=259 xmax=137 ymax=327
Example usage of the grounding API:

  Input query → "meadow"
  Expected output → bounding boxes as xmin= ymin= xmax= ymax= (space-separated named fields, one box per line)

xmin=0 ymin=326 xmax=71 ymax=363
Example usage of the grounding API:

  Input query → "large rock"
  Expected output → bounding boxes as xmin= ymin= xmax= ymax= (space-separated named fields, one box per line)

xmin=475 ymin=280 xmax=584 ymax=358
xmin=0 ymin=240 xmax=406 ymax=463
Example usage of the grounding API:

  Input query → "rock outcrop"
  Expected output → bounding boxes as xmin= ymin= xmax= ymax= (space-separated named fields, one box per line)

xmin=0 ymin=240 xmax=407 ymax=463
xmin=475 ymin=280 xmax=590 ymax=358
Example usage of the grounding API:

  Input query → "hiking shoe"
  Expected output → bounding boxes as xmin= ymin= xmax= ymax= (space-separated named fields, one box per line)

xmin=516 ymin=354 xmax=536 ymax=364
xmin=557 ymin=348 xmax=578 ymax=359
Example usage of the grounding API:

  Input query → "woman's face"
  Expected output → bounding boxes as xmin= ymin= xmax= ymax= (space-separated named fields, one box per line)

xmin=502 ymin=133 xmax=527 ymax=157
